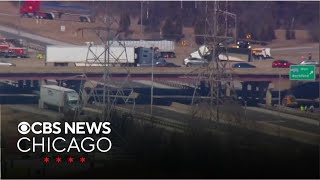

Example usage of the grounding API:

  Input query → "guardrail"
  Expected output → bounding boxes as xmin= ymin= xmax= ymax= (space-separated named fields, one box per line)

xmin=25 ymin=41 xmax=46 ymax=52
xmin=154 ymin=80 xmax=195 ymax=89
xmin=258 ymin=103 xmax=320 ymax=121
xmin=84 ymin=104 xmax=320 ymax=145
xmin=83 ymin=106 xmax=188 ymax=131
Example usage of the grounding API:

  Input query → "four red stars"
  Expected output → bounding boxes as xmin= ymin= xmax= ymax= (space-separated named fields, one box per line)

xmin=43 ymin=156 xmax=86 ymax=163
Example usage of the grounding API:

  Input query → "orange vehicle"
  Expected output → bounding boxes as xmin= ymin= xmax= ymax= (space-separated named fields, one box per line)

xmin=282 ymin=95 xmax=298 ymax=107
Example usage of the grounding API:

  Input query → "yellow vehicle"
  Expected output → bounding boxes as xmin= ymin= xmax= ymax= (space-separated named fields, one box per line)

xmin=282 ymin=95 xmax=298 ymax=107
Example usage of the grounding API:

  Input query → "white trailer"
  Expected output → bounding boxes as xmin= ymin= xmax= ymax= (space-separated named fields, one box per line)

xmin=46 ymin=45 xmax=136 ymax=66
xmin=188 ymin=45 xmax=248 ymax=62
xmin=110 ymin=40 xmax=175 ymax=52
xmin=39 ymin=85 xmax=81 ymax=112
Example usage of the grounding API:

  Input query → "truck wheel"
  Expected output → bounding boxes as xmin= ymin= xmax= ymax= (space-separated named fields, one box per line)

xmin=39 ymin=100 xmax=44 ymax=109
xmin=186 ymin=63 xmax=192 ymax=67
xmin=45 ymin=13 xmax=54 ymax=20
xmin=21 ymin=13 xmax=28 ymax=18
xmin=80 ymin=17 xmax=88 ymax=22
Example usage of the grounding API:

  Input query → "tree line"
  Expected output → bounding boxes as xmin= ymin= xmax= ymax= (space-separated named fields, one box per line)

xmin=114 ymin=1 xmax=319 ymax=43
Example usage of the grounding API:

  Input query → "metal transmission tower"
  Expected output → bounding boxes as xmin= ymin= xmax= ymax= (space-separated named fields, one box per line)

xmin=76 ymin=5 xmax=136 ymax=122
xmin=191 ymin=1 xmax=239 ymax=123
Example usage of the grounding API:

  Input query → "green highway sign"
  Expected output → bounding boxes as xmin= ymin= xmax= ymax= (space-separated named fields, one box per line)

xmin=290 ymin=65 xmax=316 ymax=81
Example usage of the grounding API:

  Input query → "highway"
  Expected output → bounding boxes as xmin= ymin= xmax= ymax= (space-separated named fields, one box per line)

xmin=0 ymin=25 xmax=74 ymax=46
xmin=247 ymin=107 xmax=320 ymax=132
xmin=0 ymin=66 xmax=319 ymax=81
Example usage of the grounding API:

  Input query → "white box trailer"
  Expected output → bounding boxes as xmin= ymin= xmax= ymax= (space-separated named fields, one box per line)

xmin=39 ymin=85 xmax=81 ymax=112
xmin=46 ymin=45 xmax=136 ymax=66
xmin=110 ymin=40 xmax=175 ymax=52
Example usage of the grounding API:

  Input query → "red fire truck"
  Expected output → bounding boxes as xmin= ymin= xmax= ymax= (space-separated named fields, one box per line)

xmin=0 ymin=38 xmax=28 ymax=58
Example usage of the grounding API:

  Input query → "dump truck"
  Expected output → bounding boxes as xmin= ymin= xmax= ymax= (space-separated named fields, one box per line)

xmin=39 ymin=85 xmax=82 ymax=113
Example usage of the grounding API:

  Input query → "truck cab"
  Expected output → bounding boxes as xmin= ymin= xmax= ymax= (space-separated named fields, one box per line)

xmin=64 ymin=91 xmax=82 ymax=112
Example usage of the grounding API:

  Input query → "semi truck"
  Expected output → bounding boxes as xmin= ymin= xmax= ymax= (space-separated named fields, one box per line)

xmin=39 ymin=85 xmax=82 ymax=113
xmin=20 ymin=1 xmax=94 ymax=22
xmin=46 ymin=45 xmax=162 ymax=67
xmin=111 ymin=39 xmax=176 ymax=58
xmin=188 ymin=45 xmax=247 ymax=62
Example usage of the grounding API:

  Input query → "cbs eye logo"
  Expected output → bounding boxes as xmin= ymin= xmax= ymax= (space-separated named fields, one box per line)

xmin=18 ymin=122 xmax=30 ymax=135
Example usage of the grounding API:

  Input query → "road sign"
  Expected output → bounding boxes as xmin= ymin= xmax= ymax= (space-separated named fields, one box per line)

xmin=290 ymin=65 xmax=316 ymax=80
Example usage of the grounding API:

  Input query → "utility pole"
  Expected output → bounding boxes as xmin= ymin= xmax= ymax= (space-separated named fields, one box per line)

xmin=140 ymin=1 xmax=143 ymax=38
xmin=214 ymin=1 xmax=219 ymax=121
xmin=278 ymin=69 xmax=281 ymax=107
xmin=225 ymin=1 xmax=228 ymax=37
xmin=151 ymin=45 xmax=154 ymax=116
xmin=18 ymin=0 xmax=21 ymax=36
xmin=191 ymin=1 xmax=239 ymax=123
xmin=318 ymin=1 xmax=320 ymax=111
xmin=77 ymin=1 xmax=135 ymax=122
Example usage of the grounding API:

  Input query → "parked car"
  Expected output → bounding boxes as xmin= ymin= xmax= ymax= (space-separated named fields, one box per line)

xmin=183 ymin=57 xmax=208 ymax=67
xmin=0 ymin=61 xmax=16 ymax=66
xmin=272 ymin=60 xmax=296 ymax=68
xmin=232 ymin=63 xmax=256 ymax=68
xmin=300 ymin=60 xmax=319 ymax=67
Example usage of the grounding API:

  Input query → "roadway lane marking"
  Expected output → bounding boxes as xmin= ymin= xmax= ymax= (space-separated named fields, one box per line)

xmin=256 ymin=121 xmax=320 ymax=145
xmin=0 ymin=13 xmax=18 ymax=17
xmin=272 ymin=47 xmax=314 ymax=52
xmin=247 ymin=107 xmax=320 ymax=126
xmin=0 ymin=25 xmax=75 ymax=46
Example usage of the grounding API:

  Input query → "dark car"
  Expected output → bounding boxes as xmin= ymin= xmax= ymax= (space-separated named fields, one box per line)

xmin=155 ymin=58 xmax=180 ymax=67
xmin=160 ymin=52 xmax=176 ymax=58
xmin=237 ymin=41 xmax=251 ymax=49
xmin=232 ymin=62 xmax=256 ymax=68
xmin=272 ymin=60 xmax=296 ymax=68
xmin=0 ymin=51 xmax=17 ymax=58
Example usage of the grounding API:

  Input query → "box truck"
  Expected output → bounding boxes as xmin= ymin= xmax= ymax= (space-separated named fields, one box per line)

xmin=39 ymin=85 xmax=81 ymax=113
